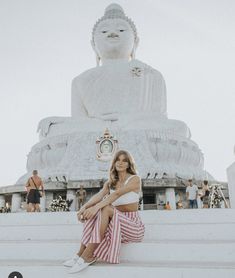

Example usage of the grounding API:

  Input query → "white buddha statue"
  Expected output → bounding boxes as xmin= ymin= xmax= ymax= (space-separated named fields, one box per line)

xmin=37 ymin=4 xmax=189 ymax=139
xmin=17 ymin=4 xmax=206 ymax=184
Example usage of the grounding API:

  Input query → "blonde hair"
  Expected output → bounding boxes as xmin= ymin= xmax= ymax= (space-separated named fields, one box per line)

xmin=108 ymin=150 xmax=137 ymax=189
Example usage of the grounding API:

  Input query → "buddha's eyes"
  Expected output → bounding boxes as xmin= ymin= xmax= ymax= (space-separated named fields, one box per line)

xmin=101 ymin=29 xmax=125 ymax=34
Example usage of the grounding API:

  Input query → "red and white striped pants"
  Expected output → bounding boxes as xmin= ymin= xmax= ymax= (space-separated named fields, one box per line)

xmin=81 ymin=207 xmax=145 ymax=264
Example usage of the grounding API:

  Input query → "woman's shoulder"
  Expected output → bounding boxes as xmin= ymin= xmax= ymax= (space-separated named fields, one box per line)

xmin=126 ymin=175 xmax=141 ymax=184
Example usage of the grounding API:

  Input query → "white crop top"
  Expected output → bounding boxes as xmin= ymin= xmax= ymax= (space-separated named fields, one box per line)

xmin=110 ymin=175 xmax=140 ymax=206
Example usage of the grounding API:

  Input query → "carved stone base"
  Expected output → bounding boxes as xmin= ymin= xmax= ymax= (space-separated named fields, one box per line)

xmin=17 ymin=128 xmax=208 ymax=184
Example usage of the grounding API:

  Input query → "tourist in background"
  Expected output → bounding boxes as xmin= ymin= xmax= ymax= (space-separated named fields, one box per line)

xmin=165 ymin=201 xmax=171 ymax=210
xmin=76 ymin=185 xmax=87 ymax=210
xmin=186 ymin=179 xmax=198 ymax=209
xmin=25 ymin=170 xmax=44 ymax=212
xmin=197 ymin=190 xmax=203 ymax=209
xmin=63 ymin=150 xmax=145 ymax=273
xmin=201 ymin=180 xmax=210 ymax=208
xmin=177 ymin=200 xmax=184 ymax=209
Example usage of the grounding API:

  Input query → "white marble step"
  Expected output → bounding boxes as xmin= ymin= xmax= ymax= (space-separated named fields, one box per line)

xmin=1 ymin=240 xmax=235 ymax=263
xmin=0 ymin=210 xmax=234 ymax=277
xmin=1 ymin=222 xmax=234 ymax=241
xmin=1 ymin=209 xmax=235 ymax=226
xmin=1 ymin=210 xmax=235 ymax=242
xmin=1 ymin=261 xmax=235 ymax=278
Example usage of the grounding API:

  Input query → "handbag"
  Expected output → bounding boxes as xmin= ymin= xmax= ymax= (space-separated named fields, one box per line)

xmin=31 ymin=177 xmax=42 ymax=197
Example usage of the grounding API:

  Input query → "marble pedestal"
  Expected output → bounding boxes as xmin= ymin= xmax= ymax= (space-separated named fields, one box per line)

xmin=11 ymin=193 xmax=21 ymax=212
xmin=40 ymin=196 xmax=46 ymax=212
xmin=0 ymin=195 xmax=5 ymax=208
xmin=17 ymin=129 xmax=207 ymax=185
xmin=227 ymin=162 xmax=235 ymax=208
xmin=165 ymin=188 xmax=176 ymax=209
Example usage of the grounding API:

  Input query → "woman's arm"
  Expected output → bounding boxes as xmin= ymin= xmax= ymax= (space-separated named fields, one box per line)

xmin=82 ymin=182 xmax=110 ymax=210
xmin=96 ymin=176 xmax=140 ymax=209
xmin=77 ymin=182 xmax=109 ymax=222
xmin=83 ymin=176 xmax=141 ymax=219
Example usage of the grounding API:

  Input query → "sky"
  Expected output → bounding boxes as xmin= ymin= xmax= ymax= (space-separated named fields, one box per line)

xmin=0 ymin=0 xmax=234 ymax=186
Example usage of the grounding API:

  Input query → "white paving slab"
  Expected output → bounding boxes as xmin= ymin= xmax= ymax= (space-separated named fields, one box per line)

xmin=1 ymin=262 xmax=235 ymax=278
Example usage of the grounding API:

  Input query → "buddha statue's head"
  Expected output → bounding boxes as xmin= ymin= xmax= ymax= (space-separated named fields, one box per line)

xmin=91 ymin=3 xmax=139 ymax=65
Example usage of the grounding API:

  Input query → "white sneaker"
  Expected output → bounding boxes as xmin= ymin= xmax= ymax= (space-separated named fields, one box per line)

xmin=63 ymin=254 xmax=80 ymax=267
xmin=68 ymin=257 xmax=96 ymax=274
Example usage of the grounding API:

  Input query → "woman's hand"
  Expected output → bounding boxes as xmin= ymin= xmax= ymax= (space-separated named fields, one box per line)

xmin=82 ymin=206 xmax=99 ymax=220
xmin=77 ymin=206 xmax=86 ymax=223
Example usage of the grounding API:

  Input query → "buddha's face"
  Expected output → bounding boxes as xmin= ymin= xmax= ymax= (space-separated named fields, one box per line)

xmin=93 ymin=18 xmax=136 ymax=61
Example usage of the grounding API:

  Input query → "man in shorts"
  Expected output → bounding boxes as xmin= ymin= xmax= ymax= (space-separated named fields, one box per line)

xmin=186 ymin=179 xmax=198 ymax=209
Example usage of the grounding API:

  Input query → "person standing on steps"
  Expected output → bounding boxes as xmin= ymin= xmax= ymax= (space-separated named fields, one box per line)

xmin=76 ymin=185 xmax=87 ymax=210
xmin=186 ymin=179 xmax=198 ymax=209
xmin=25 ymin=170 xmax=44 ymax=212
xmin=201 ymin=180 xmax=210 ymax=208
xmin=63 ymin=150 xmax=145 ymax=273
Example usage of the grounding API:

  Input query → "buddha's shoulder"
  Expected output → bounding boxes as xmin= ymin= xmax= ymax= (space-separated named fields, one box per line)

xmin=72 ymin=61 xmax=165 ymax=85
xmin=72 ymin=67 xmax=105 ymax=85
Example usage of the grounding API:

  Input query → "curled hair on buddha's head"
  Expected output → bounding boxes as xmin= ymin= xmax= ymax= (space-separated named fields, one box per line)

xmin=92 ymin=4 xmax=138 ymax=44
xmin=91 ymin=3 xmax=139 ymax=66
xmin=108 ymin=150 xmax=137 ymax=189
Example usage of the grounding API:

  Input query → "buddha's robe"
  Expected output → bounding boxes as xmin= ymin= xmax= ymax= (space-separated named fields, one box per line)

xmin=70 ymin=59 xmax=189 ymax=137
xmin=72 ymin=59 xmax=167 ymax=121
xmin=40 ymin=59 xmax=189 ymax=138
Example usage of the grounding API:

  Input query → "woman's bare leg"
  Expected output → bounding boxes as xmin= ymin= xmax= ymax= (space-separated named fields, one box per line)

xmin=77 ymin=244 xmax=86 ymax=257
xmin=81 ymin=206 xmax=114 ymax=262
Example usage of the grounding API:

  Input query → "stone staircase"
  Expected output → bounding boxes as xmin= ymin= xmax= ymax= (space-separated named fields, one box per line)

xmin=0 ymin=209 xmax=235 ymax=278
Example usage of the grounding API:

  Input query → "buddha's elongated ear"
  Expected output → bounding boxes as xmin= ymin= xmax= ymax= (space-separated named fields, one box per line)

xmin=130 ymin=36 xmax=139 ymax=60
xmin=91 ymin=40 xmax=101 ymax=66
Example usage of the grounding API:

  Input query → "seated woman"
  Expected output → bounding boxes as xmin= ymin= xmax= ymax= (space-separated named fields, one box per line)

xmin=63 ymin=150 xmax=145 ymax=273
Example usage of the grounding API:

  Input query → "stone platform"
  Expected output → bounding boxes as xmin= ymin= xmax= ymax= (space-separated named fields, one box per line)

xmin=0 ymin=209 xmax=235 ymax=278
